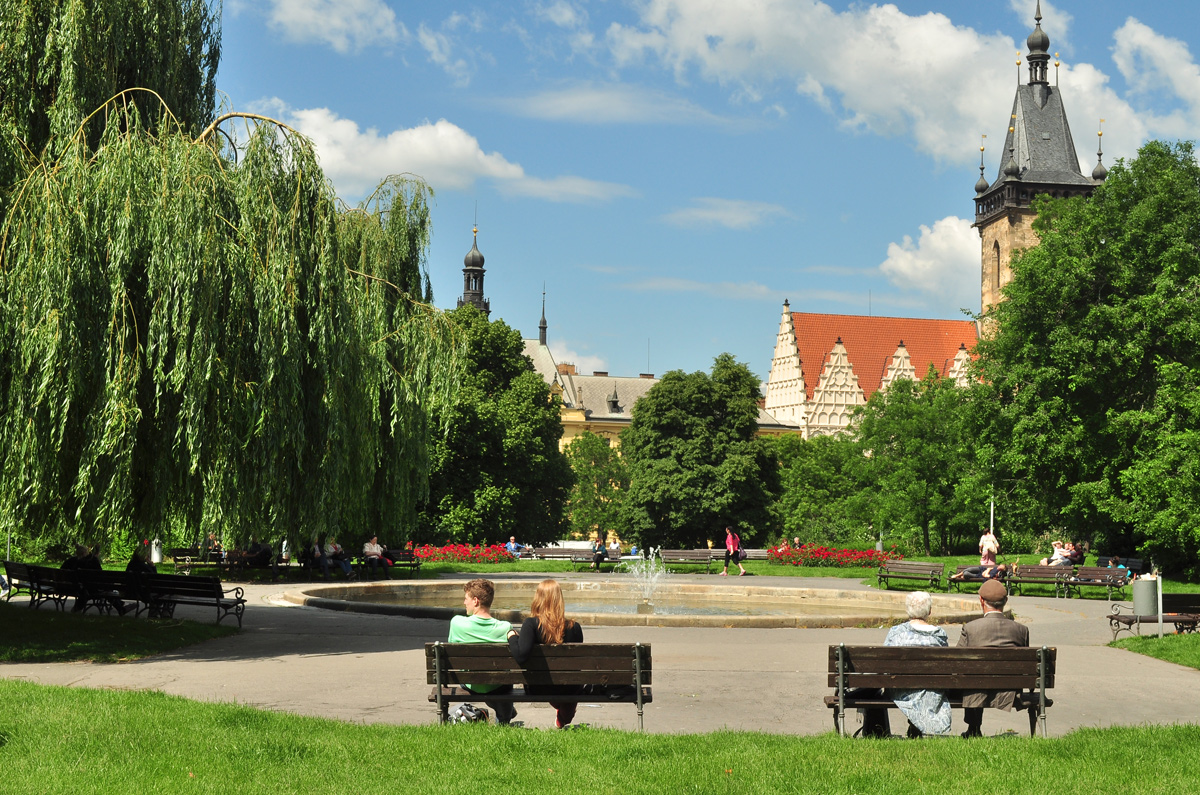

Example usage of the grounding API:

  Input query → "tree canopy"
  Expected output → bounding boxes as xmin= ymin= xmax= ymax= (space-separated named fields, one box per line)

xmin=417 ymin=307 xmax=572 ymax=546
xmin=620 ymin=353 xmax=779 ymax=549
xmin=563 ymin=431 xmax=628 ymax=541
xmin=976 ymin=140 xmax=1200 ymax=574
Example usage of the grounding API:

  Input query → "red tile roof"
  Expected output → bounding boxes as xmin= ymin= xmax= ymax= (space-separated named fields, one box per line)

xmin=791 ymin=312 xmax=978 ymax=401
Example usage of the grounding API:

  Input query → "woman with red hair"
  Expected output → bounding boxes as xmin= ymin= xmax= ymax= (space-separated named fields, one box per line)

xmin=507 ymin=579 xmax=585 ymax=728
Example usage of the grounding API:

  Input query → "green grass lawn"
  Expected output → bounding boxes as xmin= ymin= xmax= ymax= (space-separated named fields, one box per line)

xmin=0 ymin=679 xmax=1197 ymax=794
xmin=1112 ymin=632 xmax=1200 ymax=670
xmin=0 ymin=602 xmax=238 ymax=663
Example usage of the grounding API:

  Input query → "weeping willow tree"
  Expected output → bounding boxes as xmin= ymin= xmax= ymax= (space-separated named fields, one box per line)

xmin=0 ymin=0 xmax=220 ymax=217
xmin=0 ymin=103 xmax=460 ymax=559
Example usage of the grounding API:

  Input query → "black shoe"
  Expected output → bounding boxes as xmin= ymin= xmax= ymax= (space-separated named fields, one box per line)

xmin=961 ymin=728 xmax=983 ymax=738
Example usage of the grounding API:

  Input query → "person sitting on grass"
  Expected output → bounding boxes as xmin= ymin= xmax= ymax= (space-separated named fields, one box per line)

xmin=449 ymin=579 xmax=516 ymax=725
xmin=507 ymin=579 xmax=585 ymax=729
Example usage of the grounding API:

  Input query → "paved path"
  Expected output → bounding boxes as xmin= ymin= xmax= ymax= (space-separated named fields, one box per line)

xmin=3 ymin=572 xmax=1198 ymax=736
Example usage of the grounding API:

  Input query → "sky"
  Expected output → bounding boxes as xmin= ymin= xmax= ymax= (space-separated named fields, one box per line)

xmin=217 ymin=1 xmax=1200 ymax=383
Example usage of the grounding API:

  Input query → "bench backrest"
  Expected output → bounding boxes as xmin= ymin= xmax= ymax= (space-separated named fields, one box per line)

xmin=1161 ymin=594 xmax=1200 ymax=613
xmin=425 ymin=642 xmax=652 ymax=689
xmin=529 ymin=548 xmax=577 ymax=559
xmin=827 ymin=644 xmax=1056 ymax=692
xmin=3 ymin=560 xmax=31 ymax=583
xmin=1096 ymin=556 xmax=1146 ymax=574
xmin=1074 ymin=566 xmax=1128 ymax=583
xmin=882 ymin=561 xmax=944 ymax=574
xmin=659 ymin=549 xmax=712 ymax=561
xmin=1011 ymin=565 xmax=1067 ymax=579
xmin=144 ymin=573 xmax=225 ymax=598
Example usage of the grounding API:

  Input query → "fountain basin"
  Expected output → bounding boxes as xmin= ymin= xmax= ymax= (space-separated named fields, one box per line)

xmin=281 ymin=579 xmax=983 ymax=628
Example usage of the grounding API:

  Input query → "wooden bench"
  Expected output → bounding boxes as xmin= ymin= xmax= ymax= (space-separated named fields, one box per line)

xmin=74 ymin=569 xmax=146 ymax=616
xmin=1108 ymin=593 xmax=1200 ymax=641
xmin=17 ymin=564 xmax=85 ymax=610
xmin=143 ymin=573 xmax=247 ymax=627
xmin=659 ymin=549 xmax=717 ymax=573
xmin=3 ymin=560 xmax=38 ymax=603
xmin=876 ymin=561 xmax=945 ymax=591
xmin=1096 ymin=557 xmax=1147 ymax=576
xmin=1007 ymin=564 xmax=1069 ymax=597
xmin=425 ymin=641 xmax=652 ymax=730
xmin=825 ymin=644 xmax=1057 ymax=738
xmin=1063 ymin=566 xmax=1130 ymax=600
xmin=354 ymin=549 xmax=422 ymax=579
xmin=947 ymin=565 xmax=1008 ymax=593
xmin=165 ymin=547 xmax=202 ymax=576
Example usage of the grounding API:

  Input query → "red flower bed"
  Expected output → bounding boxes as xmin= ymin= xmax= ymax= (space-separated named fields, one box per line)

xmin=411 ymin=543 xmax=516 ymax=563
xmin=768 ymin=543 xmax=901 ymax=568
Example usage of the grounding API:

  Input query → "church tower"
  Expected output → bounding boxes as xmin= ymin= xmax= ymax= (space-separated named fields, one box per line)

xmin=973 ymin=2 xmax=1104 ymax=314
xmin=457 ymin=226 xmax=490 ymax=317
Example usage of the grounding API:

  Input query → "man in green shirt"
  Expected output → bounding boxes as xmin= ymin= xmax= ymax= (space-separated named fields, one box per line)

xmin=448 ymin=578 xmax=515 ymax=724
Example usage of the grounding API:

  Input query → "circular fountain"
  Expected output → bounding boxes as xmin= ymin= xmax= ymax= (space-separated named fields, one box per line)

xmin=283 ymin=568 xmax=982 ymax=628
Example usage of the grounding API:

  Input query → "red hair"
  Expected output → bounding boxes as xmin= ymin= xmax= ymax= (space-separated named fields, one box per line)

xmin=530 ymin=579 xmax=574 ymax=644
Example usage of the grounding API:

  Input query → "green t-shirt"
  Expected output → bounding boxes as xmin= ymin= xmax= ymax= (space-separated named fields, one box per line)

xmin=448 ymin=613 xmax=512 ymax=694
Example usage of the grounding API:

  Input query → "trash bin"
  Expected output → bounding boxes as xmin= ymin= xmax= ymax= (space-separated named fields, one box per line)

xmin=1133 ymin=576 xmax=1158 ymax=616
xmin=150 ymin=538 xmax=163 ymax=564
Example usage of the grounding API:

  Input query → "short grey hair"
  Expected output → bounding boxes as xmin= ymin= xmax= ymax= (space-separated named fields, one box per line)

xmin=905 ymin=591 xmax=933 ymax=620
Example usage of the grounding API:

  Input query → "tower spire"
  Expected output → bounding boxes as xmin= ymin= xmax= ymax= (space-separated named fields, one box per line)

xmin=456 ymin=222 xmax=490 ymax=317
xmin=1026 ymin=0 xmax=1051 ymax=85
xmin=1092 ymin=119 xmax=1108 ymax=182
xmin=538 ymin=284 xmax=547 ymax=346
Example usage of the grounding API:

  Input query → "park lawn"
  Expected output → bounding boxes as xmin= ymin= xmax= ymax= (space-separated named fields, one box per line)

xmin=0 ymin=680 xmax=1197 ymax=795
xmin=1113 ymin=632 xmax=1200 ymax=671
xmin=0 ymin=602 xmax=237 ymax=663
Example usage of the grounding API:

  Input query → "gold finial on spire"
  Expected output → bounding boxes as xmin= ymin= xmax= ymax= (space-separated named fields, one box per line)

xmin=1055 ymin=52 xmax=1060 ymax=85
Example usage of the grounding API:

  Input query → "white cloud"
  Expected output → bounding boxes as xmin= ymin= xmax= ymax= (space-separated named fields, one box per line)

xmin=1111 ymin=19 xmax=1200 ymax=139
xmin=537 ymin=1 xmax=587 ymax=30
xmin=266 ymin=0 xmax=401 ymax=53
xmin=548 ymin=342 xmax=607 ymax=376
xmin=505 ymin=83 xmax=745 ymax=126
xmin=879 ymin=216 xmax=978 ymax=308
xmin=660 ymin=198 xmax=789 ymax=230
xmin=604 ymin=1 xmax=1199 ymax=168
xmin=418 ymin=23 xmax=472 ymax=86
xmin=623 ymin=277 xmax=775 ymax=300
xmin=501 ymin=175 xmax=638 ymax=203
xmin=256 ymin=101 xmax=634 ymax=203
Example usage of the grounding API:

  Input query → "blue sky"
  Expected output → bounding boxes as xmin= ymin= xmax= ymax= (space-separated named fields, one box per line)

xmin=218 ymin=1 xmax=1200 ymax=382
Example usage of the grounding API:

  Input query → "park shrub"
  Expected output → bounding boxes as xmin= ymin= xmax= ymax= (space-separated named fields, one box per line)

xmin=768 ymin=543 xmax=901 ymax=568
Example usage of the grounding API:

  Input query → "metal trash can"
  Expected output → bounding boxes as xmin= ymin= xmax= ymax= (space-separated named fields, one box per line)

xmin=1133 ymin=576 xmax=1159 ymax=616
xmin=150 ymin=538 xmax=163 ymax=564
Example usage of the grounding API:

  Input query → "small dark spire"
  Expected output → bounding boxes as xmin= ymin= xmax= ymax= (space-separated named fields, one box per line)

xmin=975 ymin=135 xmax=990 ymax=194
xmin=1003 ymin=140 xmax=1020 ymax=179
xmin=897 ymin=340 xmax=905 ymax=348
xmin=1092 ymin=121 xmax=1108 ymax=182
xmin=1026 ymin=0 xmax=1051 ymax=84
xmin=835 ymin=336 xmax=843 ymax=345
xmin=538 ymin=286 xmax=548 ymax=346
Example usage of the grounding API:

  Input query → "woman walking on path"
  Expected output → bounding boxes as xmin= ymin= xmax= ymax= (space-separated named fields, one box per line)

xmin=721 ymin=526 xmax=746 ymax=576
xmin=507 ymin=579 xmax=585 ymax=729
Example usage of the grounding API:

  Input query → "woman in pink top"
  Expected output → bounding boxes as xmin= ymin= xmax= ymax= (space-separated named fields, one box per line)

xmin=720 ymin=526 xmax=746 ymax=576
xmin=978 ymin=529 xmax=998 ymax=567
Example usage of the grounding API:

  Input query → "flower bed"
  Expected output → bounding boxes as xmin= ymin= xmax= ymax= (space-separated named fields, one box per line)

xmin=768 ymin=544 xmax=901 ymax=568
xmin=410 ymin=543 xmax=516 ymax=564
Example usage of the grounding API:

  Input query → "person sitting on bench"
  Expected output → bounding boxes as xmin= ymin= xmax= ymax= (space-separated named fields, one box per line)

xmin=449 ymin=579 xmax=515 ymax=725
xmin=507 ymin=579 xmax=585 ymax=729
xmin=957 ymin=579 xmax=1030 ymax=738
xmin=949 ymin=564 xmax=1008 ymax=582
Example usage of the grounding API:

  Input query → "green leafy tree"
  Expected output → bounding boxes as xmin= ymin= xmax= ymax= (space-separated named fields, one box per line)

xmin=417 ymin=307 xmax=572 ymax=546
xmin=772 ymin=433 xmax=866 ymax=546
xmin=0 ymin=0 xmax=220 ymax=206
xmin=0 ymin=114 xmax=459 ymax=560
xmin=564 ymin=431 xmax=629 ymax=540
xmin=620 ymin=353 xmax=779 ymax=549
xmin=975 ymin=140 xmax=1200 ymax=567
xmin=853 ymin=367 xmax=978 ymax=556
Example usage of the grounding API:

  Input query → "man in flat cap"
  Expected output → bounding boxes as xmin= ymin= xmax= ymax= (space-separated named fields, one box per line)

xmin=957 ymin=579 xmax=1030 ymax=737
